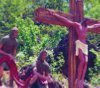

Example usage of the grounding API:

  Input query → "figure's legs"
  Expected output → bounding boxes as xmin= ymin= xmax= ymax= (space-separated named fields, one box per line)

xmin=82 ymin=55 xmax=88 ymax=80
xmin=77 ymin=50 xmax=85 ymax=88
xmin=77 ymin=50 xmax=85 ymax=80
xmin=79 ymin=55 xmax=88 ymax=88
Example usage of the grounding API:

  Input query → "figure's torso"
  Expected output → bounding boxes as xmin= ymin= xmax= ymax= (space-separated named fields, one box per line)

xmin=36 ymin=60 xmax=51 ymax=75
xmin=1 ymin=35 xmax=18 ymax=55
xmin=76 ymin=26 xmax=87 ymax=43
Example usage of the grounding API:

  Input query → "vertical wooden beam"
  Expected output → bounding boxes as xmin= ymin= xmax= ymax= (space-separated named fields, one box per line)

xmin=75 ymin=0 xmax=84 ymax=22
xmin=68 ymin=0 xmax=84 ymax=88
xmin=68 ymin=0 xmax=76 ymax=88
xmin=68 ymin=28 xmax=76 ymax=88
xmin=69 ymin=0 xmax=76 ymax=21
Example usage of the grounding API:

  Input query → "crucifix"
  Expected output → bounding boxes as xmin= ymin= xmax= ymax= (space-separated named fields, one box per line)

xmin=0 ymin=0 xmax=99 ymax=88
xmin=34 ymin=0 xmax=100 ymax=88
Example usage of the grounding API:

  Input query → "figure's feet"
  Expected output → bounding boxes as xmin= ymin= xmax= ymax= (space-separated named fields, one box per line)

xmin=75 ymin=79 xmax=84 ymax=88
xmin=75 ymin=79 xmax=78 ymax=88
xmin=79 ymin=80 xmax=84 ymax=88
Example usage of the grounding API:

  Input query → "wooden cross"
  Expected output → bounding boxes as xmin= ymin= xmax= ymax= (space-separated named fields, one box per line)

xmin=68 ymin=0 xmax=84 ymax=88
xmin=34 ymin=0 xmax=100 ymax=88
xmin=68 ymin=0 xmax=99 ymax=88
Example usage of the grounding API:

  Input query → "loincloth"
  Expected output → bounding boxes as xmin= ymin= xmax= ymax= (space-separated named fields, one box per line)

xmin=75 ymin=40 xmax=88 ymax=56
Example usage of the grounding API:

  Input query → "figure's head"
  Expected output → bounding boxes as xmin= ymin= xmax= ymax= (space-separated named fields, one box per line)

xmin=10 ymin=27 xmax=18 ymax=39
xmin=80 ymin=18 xmax=89 ymax=27
xmin=38 ymin=50 xmax=47 ymax=61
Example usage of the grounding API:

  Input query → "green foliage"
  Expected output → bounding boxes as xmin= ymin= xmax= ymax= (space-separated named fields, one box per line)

xmin=84 ymin=0 xmax=100 ymax=19
xmin=16 ymin=17 xmax=67 ymax=66
xmin=16 ymin=51 xmax=37 ymax=67
xmin=91 ymin=75 xmax=100 ymax=86
xmin=52 ymin=73 xmax=68 ymax=87
xmin=0 ymin=0 xmax=34 ymax=37
xmin=38 ymin=25 xmax=67 ymax=48
xmin=51 ymin=53 xmax=64 ymax=73
xmin=33 ymin=0 xmax=69 ymax=12
xmin=15 ymin=17 xmax=40 ymax=55
xmin=88 ymin=50 xmax=100 ymax=86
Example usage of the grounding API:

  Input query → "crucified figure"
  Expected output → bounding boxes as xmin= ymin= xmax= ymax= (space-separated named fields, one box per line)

xmin=35 ymin=7 xmax=100 ymax=88
xmin=46 ymin=10 xmax=100 ymax=88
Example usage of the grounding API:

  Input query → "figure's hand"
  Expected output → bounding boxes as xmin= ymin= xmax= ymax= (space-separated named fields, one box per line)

xmin=8 ymin=54 xmax=12 ymax=57
xmin=0 ymin=50 xmax=12 ymax=58
xmin=0 ymin=50 xmax=6 ymax=55
xmin=33 ymin=70 xmax=39 ymax=76
xmin=30 ymin=75 xmax=38 ymax=85
xmin=45 ymin=75 xmax=53 ymax=83
xmin=48 ymin=9 xmax=56 ymax=15
xmin=7 ymin=54 xmax=14 ymax=59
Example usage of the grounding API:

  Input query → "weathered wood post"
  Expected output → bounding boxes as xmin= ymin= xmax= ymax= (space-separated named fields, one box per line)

xmin=68 ymin=0 xmax=84 ymax=88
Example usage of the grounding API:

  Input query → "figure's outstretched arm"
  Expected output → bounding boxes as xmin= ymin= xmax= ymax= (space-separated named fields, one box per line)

xmin=49 ymin=10 xmax=82 ymax=34
xmin=0 ymin=49 xmax=8 ymax=56
xmin=87 ymin=23 xmax=100 ymax=34
xmin=50 ymin=12 xmax=74 ymax=28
